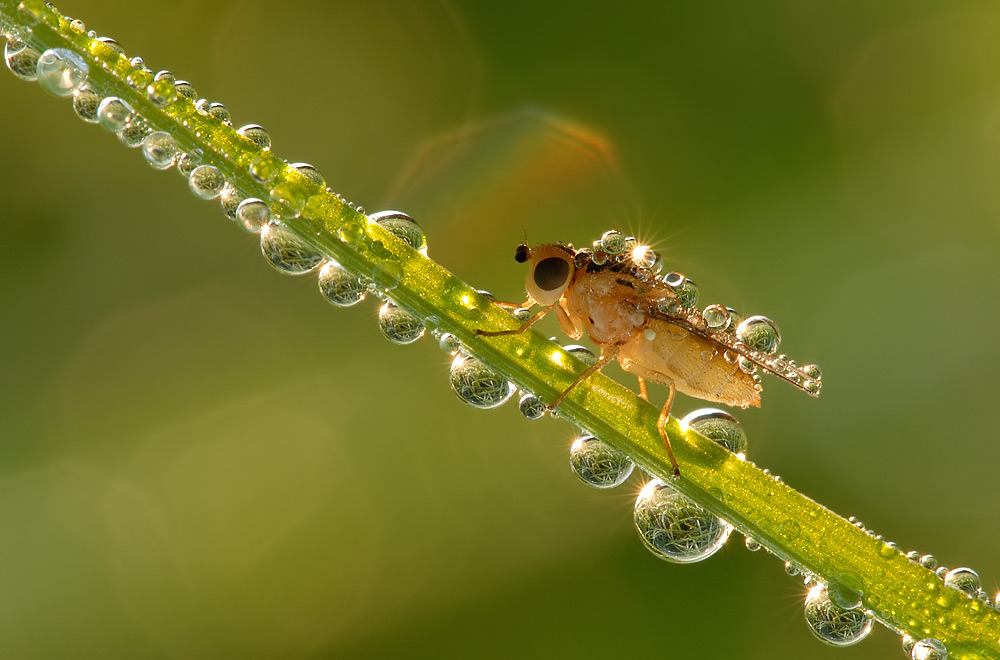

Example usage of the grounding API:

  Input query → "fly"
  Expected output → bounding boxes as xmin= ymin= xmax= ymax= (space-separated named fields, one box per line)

xmin=475 ymin=230 xmax=822 ymax=477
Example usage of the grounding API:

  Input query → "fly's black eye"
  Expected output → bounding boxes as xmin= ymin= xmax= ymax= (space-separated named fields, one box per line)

xmin=514 ymin=244 xmax=530 ymax=263
xmin=533 ymin=257 xmax=570 ymax=291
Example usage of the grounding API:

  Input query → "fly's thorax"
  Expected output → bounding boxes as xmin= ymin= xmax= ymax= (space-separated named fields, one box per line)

xmin=564 ymin=270 xmax=648 ymax=345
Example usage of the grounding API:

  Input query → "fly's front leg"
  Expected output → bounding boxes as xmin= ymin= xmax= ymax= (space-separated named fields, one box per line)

xmin=657 ymin=379 xmax=680 ymax=477
xmin=548 ymin=344 xmax=620 ymax=411
xmin=475 ymin=304 xmax=553 ymax=338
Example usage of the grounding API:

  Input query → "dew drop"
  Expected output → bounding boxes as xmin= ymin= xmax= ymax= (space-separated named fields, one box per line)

xmin=269 ymin=181 xmax=307 ymax=218
xmin=518 ymin=392 xmax=545 ymax=420
xmin=920 ymin=554 xmax=938 ymax=570
xmin=372 ymin=259 xmax=405 ymax=291
xmin=72 ymin=86 xmax=101 ymax=123
xmin=802 ymin=364 xmax=822 ymax=380
xmin=208 ymin=102 xmax=231 ymax=125
xmin=911 ymin=638 xmax=947 ymax=660
xmin=804 ymin=584 xmax=873 ymax=646
xmin=569 ymin=435 xmax=634 ymax=489
xmin=5 ymin=39 xmax=41 ymax=81
xmin=744 ymin=536 xmax=761 ymax=551
xmin=600 ymin=229 xmax=626 ymax=254
xmin=681 ymin=408 xmax=747 ymax=454
xmin=703 ymin=304 xmax=730 ymax=330
xmin=736 ymin=315 xmax=781 ymax=355
xmin=317 ymin=261 xmax=366 ymax=306
xmin=96 ymin=36 xmax=125 ymax=56
xmin=564 ymin=344 xmax=598 ymax=366
xmin=237 ymin=123 xmax=271 ymax=150
xmin=778 ymin=519 xmax=801 ymax=541
xmin=449 ymin=355 xmax=514 ymax=409
xmin=249 ymin=154 xmax=282 ymax=183
xmin=260 ymin=221 xmax=323 ymax=275
xmin=338 ymin=221 xmax=366 ymax=245
xmin=173 ymin=80 xmax=197 ymax=100
xmin=828 ymin=571 xmax=865 ymax=610
xmin=141 ymin=131 xmax=178 ymax=170
xmin=370 ymin=210 xmax=428 ymax=254
xmin=118 ymin=118 xmax=150 ymax=147
xmin=378 ymin=301 xmax=424 ymax=345
xmin=632 ymin=244 xmax=658 ymax=269
xmin=234 ymin=198 xmax=271 ymax=234
xmin=290 ymin=162 xmax=325 ymax=187
xmin=96 ymin=97 xmax=133 ymax=132
xmin=673 ymin=277 xmax=699 ymax=308
xmin=146 ymin=77 xmax=177 ymax=106
xmin=438 ymin=332 xmax=461 ymax=355
xmin=737 ymin=356 xmax=757 ymax=375
xmin=634 ymin=480 xmax=732 ymax=563
xmin=175 ymin=153 xmax=198 ymax=177
xmin=943 ymin=567 xmax=980 ymax=597
xmin=218 ymin=184 xmax=246 ymax=220
xmin=35 ymin=48 xmax=88 ymax=96
xmin=188 ymin=164 xmax=226 ymax=200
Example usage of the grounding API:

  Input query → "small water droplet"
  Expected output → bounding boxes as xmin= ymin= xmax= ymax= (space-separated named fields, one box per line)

xmin=372 ymin=259 xmax=405 ymax=291
xmin=370 ymin=210 xmax=428 ymax=255
xmin=208 ymin=102 xmax=231 ymax=125
xmin=96 ymin=36 xmax=125 ymax=56
xmin=920 ymin=555 xmax=938 ymax=570
xmin=146 ymin=77 xmax=177 ymax=106
xmin=803 ymin=379 xmax=821 ymax=394
xmin=35 ymin=48 xmax=88 ymax=96
xmin=802 ymin=364 xmax=822 ymax=380
xmin=738 ymin=356 xmax=757 ymax=375
xmin=378 ymin=301 xmax=424 ymax=345
xmin=72 ymin=86 xmax=101 ymax=122
xmin=269 ymin=181 xmax=307 ymax=218
xmin=338 ymin=221 xmax=366 ymax=245
xmin=5 ymin=39 xmax=41 ymax=81
xmin=96 ymin=96 xmax=134 ymax=132
xmin=944 ymin=567 xmax=980 ymax=597
xmin=141 ymin=131 xmax=178 ymax=169
xmin=785 ymin=561 xmax=801 ymax=576
xmin=317 ymin=261 xmax=366 ymax=306
xmin=744 ymin=536 xmax=761 ymax=551
xmin=290 ymin=162 xmax=325 ymax=187
xmin=173 ymin=80 xmax=197 ymax=99
xmin=570 ymin=435 xmax=634 ymax=488
xmin=878 ymin=542 xmax=898 ymax=558
xmin=632 ymin=244 xmax=658 ymax=269
xmin=563 ymin=344 xmax=598 ymax=367
xmin=260 ymin=222 xmax=323 ymax=275
xmin=911 ymin=638 xmax=947 ymax=660
xmin=672 ymin=278 xmax=699 ymax=308
xmin=518 ymin=392 xmax=545 ymax=420
xmin=907 ymin=551 xmax=921 ymax=563
xmin=218 ymin=184 xmax=246 ymax=220
xmin=828 ymin=571 xmax=865 ymax=610
xmin=634 ymin=480 xmax=732 ymax=563
xmin=804 ymin=584 xmax=873 ymax=646
xmin=438 ymin=332 xmax=461 ymax=355
xmin=600 ymin=229 xmax=626 ymax=254
xmin=448 ymin=355 xmax=514 ymax=409
xmin=233 ymin=197 xmax=270 ymax=234
xmin=118 ymin=118 xmax=150 ymax=147
xmin=703 ymin=304 xmax=731 ymax=330
xmin=736 ymin=315 xmax=781 ymax=355
xmin=188 ymin=164 xmax=226 ymax=200
xmin=249 ymin=154 xmax=282 ymax=183
xmin=236 ymin=123 xmax=270 ymax=150
xmin=681 ymin=408 xmax=747 ymax=454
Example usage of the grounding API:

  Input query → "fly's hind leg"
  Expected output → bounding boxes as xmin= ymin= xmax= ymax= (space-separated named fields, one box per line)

xmin=635 ymin=374 xmax=681 ymax=477
xmin=548 ymin=344 xmax=620 ymax=410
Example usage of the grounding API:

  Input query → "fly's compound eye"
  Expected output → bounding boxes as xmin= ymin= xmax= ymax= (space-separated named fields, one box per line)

xmin=533 ymin=257 xmax=571 ymax=291
xmin=514 ymin=244 xmax=530 ymax=263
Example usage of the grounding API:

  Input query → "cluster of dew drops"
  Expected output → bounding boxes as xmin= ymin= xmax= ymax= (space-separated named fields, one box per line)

xmin=4 ymin=9 xmax=996 ymax=657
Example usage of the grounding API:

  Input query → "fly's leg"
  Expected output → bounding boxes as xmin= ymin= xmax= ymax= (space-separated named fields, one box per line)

xmin=475 ymin=304 xmax=553 ymax=337
xmin=656 ymin=379 xmax=681 ymax=477
xmin=548 ymin=344 xmax=620 ymax=410
xmin=636 ymin=376 xmax=649 ymax=402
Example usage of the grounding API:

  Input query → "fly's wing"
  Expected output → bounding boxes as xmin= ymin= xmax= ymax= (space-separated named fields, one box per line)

xmin=639 ymin=298 xmax=823 ymax=397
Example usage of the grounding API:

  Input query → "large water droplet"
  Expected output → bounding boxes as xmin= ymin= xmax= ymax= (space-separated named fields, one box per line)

xmin=260 ymin=222 xmax=323 ymax=275
xmin=377 ymin=301 xmax=425 ymax=345
xmin=370 ymin=210 xmax=428 ymax=254
xmin=634 ymin=480 xmax=732 ymax=563
xmin=72 ymin=86 xmax=101 ymax=123
xmin=234 ymin=198 xmax=271 ymax=234
xmin=318 ymin=261 xmax=366 ymax=307
xmin=804 ymin=584 xmax=873 ymax=646
xmin=449 ymin=355 xmax=514 ymax=409
xmin=943 ymin=567 xmax=980 ymax=597
xmin=142 ymin=131 xmax=178 ymax=169
xmin=96 ymin=97 xmax=134 ymax=132
xmin=681 ymin=408 xmax=747 ymax=455
xmin=35 ymin=48 xmax=88 ymax=96
xmin=5 ymin=39 xmax=41 ymax=80
xmin=569 ymin=435 xmax=634 ymax=489
xmin=237 ymin=124 xmax=271 ymax=150
xmin=911 ymin=638 xmax=948 ymax=660
xmin=736 ymin=316 xmax=781 ymax=355
xmin=269 ymin=180 xmax=307 ymax=218
xmin=188 ymin=164 xmax=226 ymax=200
xmin=250 ymin=154 xmax=282 ymax=183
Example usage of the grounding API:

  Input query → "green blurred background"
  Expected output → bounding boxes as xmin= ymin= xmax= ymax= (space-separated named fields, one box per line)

xmin=2 ymin=1 xmax=999 ymax=658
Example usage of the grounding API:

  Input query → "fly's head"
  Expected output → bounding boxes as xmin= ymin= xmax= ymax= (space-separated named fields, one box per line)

xmin=516 ymin=243 xmax=576 ymax=306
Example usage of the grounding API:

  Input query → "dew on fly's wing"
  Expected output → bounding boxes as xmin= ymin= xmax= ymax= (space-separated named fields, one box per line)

xmin=634 ymin=480 xmax=732 ymax=563
xmin=146 ymin=77 xmax=177 ymax=106
xmin=317 ymin=261 xmax=366 ymax=306
xmin=290 ymin=163 xmax=325 ymax=187
xmin=802 ymin=363 xmax=822 ymax=380
xmin=173 ymin=80 xmax=196 ymax=100
xmin=260 ymin=221 xmax=323 ymax=275
xmin=911 ymin=638 xmax=948 ymax=660
xmin=188 ymin=164 xmax=226 ymax=200
xmin=5 ymin=39 xmax=41 ymax=80
xmin=736 ymin=315 xmax=781 ymax=355
xmin=378 ymin=301 xmax=425 ymax=345
xmin=234 ymin=198 xmax=271 ymax=234
xmin=600 ymin=229 xmax=627 ymax=254
xmin=569 ymin=435 xmax=634 ymax=489
xmin=943 ymin=567 xmax=980 ymax=597
xmin=118 ymin=118 xmax=150 ymax=147
xmin=563 ymin=344 xmax=598 ymax=367
xmin=141 ymin=131 xmax=178 ymax=170
xmin=681 ymin=408 xmax=747 ymax=455
xmin=35 ymin=48 xmax=88 ymax=96
xmin=803 ymin=584 xmax=873 ymax=646
xmin=672 ymin=277 xmax=699 ymax=308
xmin=518 ymin=392 xmax=546 ymax=420
xmin=236 ymin=124 xmax=271 ymax=150
xmin=632 ymin=244 xmax=657 ymax=269
xmin=448 ymin=355 xmax=514 ymax=409
xmin=370 ymin=210 xmax=428 ymax=255
xmin=72 ymin=86 xmax=101 ymax=123
xmin=438 ymin=332 xmax=461 ymax=355
xmin=96 ymin=96 xmax=133 ymax=132
xmin=218 ymin=183 xmax=246 ymax=220
xmin=703 ymin=304 xmax=730 ymax=330
xmin=737 ymin=356 xmax=757 ymax=375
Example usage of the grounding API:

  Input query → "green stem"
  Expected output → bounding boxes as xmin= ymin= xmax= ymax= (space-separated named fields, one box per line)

xmin=4 ymin=1 xmax=998 ymax=657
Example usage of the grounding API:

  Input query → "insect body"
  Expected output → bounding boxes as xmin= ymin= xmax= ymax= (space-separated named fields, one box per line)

xmin=477 ymin=231 xmax=822 ymax=476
